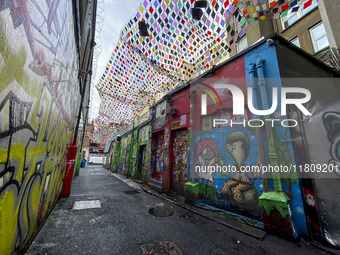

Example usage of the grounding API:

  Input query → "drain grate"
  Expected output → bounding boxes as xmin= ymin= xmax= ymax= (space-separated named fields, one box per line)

xmin=140 ymin=241 xmax=184 ymax=255
xmin=148 ymin=207 xmax=174 ymax=217
xmin=123 ymin=190 xmax=140 ymax=195
xmin=72 ymin=200 xmax=101 ymax=210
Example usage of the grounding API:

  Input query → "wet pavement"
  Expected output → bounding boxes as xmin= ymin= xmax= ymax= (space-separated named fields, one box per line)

xmin=26 ymin=165 xmax=329 ymax=255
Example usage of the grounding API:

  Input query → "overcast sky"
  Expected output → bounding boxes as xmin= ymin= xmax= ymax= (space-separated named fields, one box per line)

xmin=90 ymin=0 xmax=141 ymax=121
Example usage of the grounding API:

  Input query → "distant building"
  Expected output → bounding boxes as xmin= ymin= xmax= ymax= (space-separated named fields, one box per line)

xmin=83 ymin=120 xmax=106 ymax=160
xmin=228 ymin=0 xmax=340 ymax=70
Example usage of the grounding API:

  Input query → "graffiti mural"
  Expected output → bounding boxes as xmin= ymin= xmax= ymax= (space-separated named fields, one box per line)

xmin=190 ymin=106 xmax=309 ymax=234
xmin=323 ymin=112 xmax=340 ymax=170
xmin=118 ymin=134 xmax=132 ymax=175
xmin=156 ymin=133 xmax=165 ymax=174
xmin=189 ymin=124 xmax=309 ymax=235
xmin=221 ymin=131 xmax=259 ymax=206
xmin=289 ymin=110 xmax=322 ymax=240
xmin=188 ymin=127 xmax=262 ymax=217
xmin=138 ymin=125 xmax=150 ymax=143
xmin=0 ymin=1 xmax=79 ymax=254
xmin=322 ymin=111 xmax=340 ymax=246
xmin=172 ymin=130 xmax=188 ymax=195
xmin=131 ymin=124 xmax=151 ymax=181
xmin=196 ymin=138 xmax=218 ymax=183
xmin=302 ymin=99 xmax=340 ymax=246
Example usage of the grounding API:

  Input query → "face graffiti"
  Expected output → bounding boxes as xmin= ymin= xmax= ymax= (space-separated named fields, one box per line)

xmin=196 ymin=139 xmax=218 ymax=182
xmin=221 ymin=131 xmax=256 ymax=204
xmin=199 ymin=146 xmax=216 ymax=165
xmin=225 ymin=132 xmax=250 ymax=168
xmin=323 ymin=111 xmax=340 ymax=171
xmin=192 ymin=130 xmax=262 ymax=218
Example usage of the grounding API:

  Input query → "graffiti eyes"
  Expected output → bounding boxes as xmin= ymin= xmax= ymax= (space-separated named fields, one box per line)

xmin=226 ymin=144 xmax=237 ymax=153
xmin=201 ymin=146 xmax=216 ymax=160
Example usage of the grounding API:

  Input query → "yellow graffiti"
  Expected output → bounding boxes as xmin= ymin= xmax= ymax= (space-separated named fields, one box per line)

xmin=0 ymin=192 xmax=17 ymax=255
xmin=0 ymin=3 xmax=79 ymax=254
xmin=27 ymin=182 xmax=41 ymax=240
xmin=0 ymin=90 xmax=72 ymax=254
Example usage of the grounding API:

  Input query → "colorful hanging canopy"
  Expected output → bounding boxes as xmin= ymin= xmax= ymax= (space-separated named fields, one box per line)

xmin=95 ymin=0 xmax=313 ymax=142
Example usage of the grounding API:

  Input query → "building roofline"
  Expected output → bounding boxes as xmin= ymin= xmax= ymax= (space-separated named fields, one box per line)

xmin=147 ymin=33 xmax=340 ymax=114
xmin=208 ymin=33 xmax=340 ymax=77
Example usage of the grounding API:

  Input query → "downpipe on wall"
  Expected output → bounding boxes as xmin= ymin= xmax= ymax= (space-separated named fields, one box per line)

xmin=61 ymin=0 xmax=97 ymax=197
xmin=255 ymin=57 xmax=296 ymax=238
xmin=248 ymin=62 xmax=269 ymax=192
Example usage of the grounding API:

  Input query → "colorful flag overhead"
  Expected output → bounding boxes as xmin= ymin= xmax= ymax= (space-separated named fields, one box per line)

xmin=95 ymin=0 xmax=311 ymax=142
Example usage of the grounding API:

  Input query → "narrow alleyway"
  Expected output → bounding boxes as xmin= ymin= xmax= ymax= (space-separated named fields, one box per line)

xmin=27 ymin=166 xmax=325 ymax=255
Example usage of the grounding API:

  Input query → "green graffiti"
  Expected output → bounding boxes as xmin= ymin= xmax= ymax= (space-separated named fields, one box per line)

xmin=74 ymin=153 xmax=82 ymax=176
xmin=185 ymin=182 xmax=216 ymax=199
xmin=270 ymin=128 xmax=297 ymax=183
xmin=113 ymin=142 xmax=120 ymax=172
xmin=187 ymin=129 xmax=192 ymax=147
xmin=129 ymin=125 xmax=152 ymax=180
xmin=259 ymin=191 xmax=290 ymax=219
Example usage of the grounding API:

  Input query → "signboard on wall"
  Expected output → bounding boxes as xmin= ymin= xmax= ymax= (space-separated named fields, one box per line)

xmin=172 ymin=115 xmax=188 ymax=130
xmin=171 ymin=121 xmax=181 ymax=130
xmin=180 ymin=114 xmax=186 ymax=125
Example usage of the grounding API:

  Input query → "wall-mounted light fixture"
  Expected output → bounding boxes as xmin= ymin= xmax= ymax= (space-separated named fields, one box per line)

xmin=138 ymin=19 xmax=149 ymax=36
xmin=191 ymin=0 xmax=207 ymax=20
xmin=166 ymin=99 xmax=173 ymax=115
xmin=192 ymin=8 xmax=203 ymax=20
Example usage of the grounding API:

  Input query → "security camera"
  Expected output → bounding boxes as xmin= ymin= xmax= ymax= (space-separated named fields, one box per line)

xmin=266 ymin=39 xmax=274 ymax=45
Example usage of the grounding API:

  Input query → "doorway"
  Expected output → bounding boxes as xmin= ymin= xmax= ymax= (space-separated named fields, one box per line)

xmin=172 ymin=130 xmax=188 ymax=196
xmin=137 ymin=145 xmax=146 ymax=180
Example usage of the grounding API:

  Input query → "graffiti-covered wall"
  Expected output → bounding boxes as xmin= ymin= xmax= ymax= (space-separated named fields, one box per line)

xmin=0 ymin=1 xmax=80 ymax=254
xmin=118 ymin=133 xmax=132 ymax=175
xmin=303 ymin=98 xmax=340 ymax=246
xmin=188 ymin=43 xmax=309 ymax=239
xmin=130 ymin=124 xmax=151 ymax=181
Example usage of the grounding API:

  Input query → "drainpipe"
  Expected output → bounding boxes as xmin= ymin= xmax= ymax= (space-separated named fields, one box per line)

xmin=61 ymin=0 xmax=97 ymax=197
xmin=256 ymin=57 xmax=281 ymax=192
xmin=74 ymin=0 xmax=97 ymax=146
xmin=249 ymin=62 xmax=269 ymax=192
xmin=256 ymin=57 xmax=294 ymax=237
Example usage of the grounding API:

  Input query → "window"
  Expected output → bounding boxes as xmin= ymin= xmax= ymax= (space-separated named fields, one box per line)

xmin=281 ymin=0 xmax=318 ymax=30
xmin=291 ymin=37 xmax=300 ymax=47
xmin=282 ymin=12 xmax=299 ymax=29
xmin=310 ymin=22 xmax=330 ymax=52
xmin=237 ymin=36 xmax=248 ymax=53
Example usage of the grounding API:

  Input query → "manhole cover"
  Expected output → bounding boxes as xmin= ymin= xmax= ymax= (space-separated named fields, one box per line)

xmin=72 ymin=200 xmax=101 ymax=210
xmin=148 ymin=207 xmax=174 ymax=217
xmin=123 ymin=190 xmax=140 ymax=195
xmin=141 ymin=241 xmax=183 ymax=255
